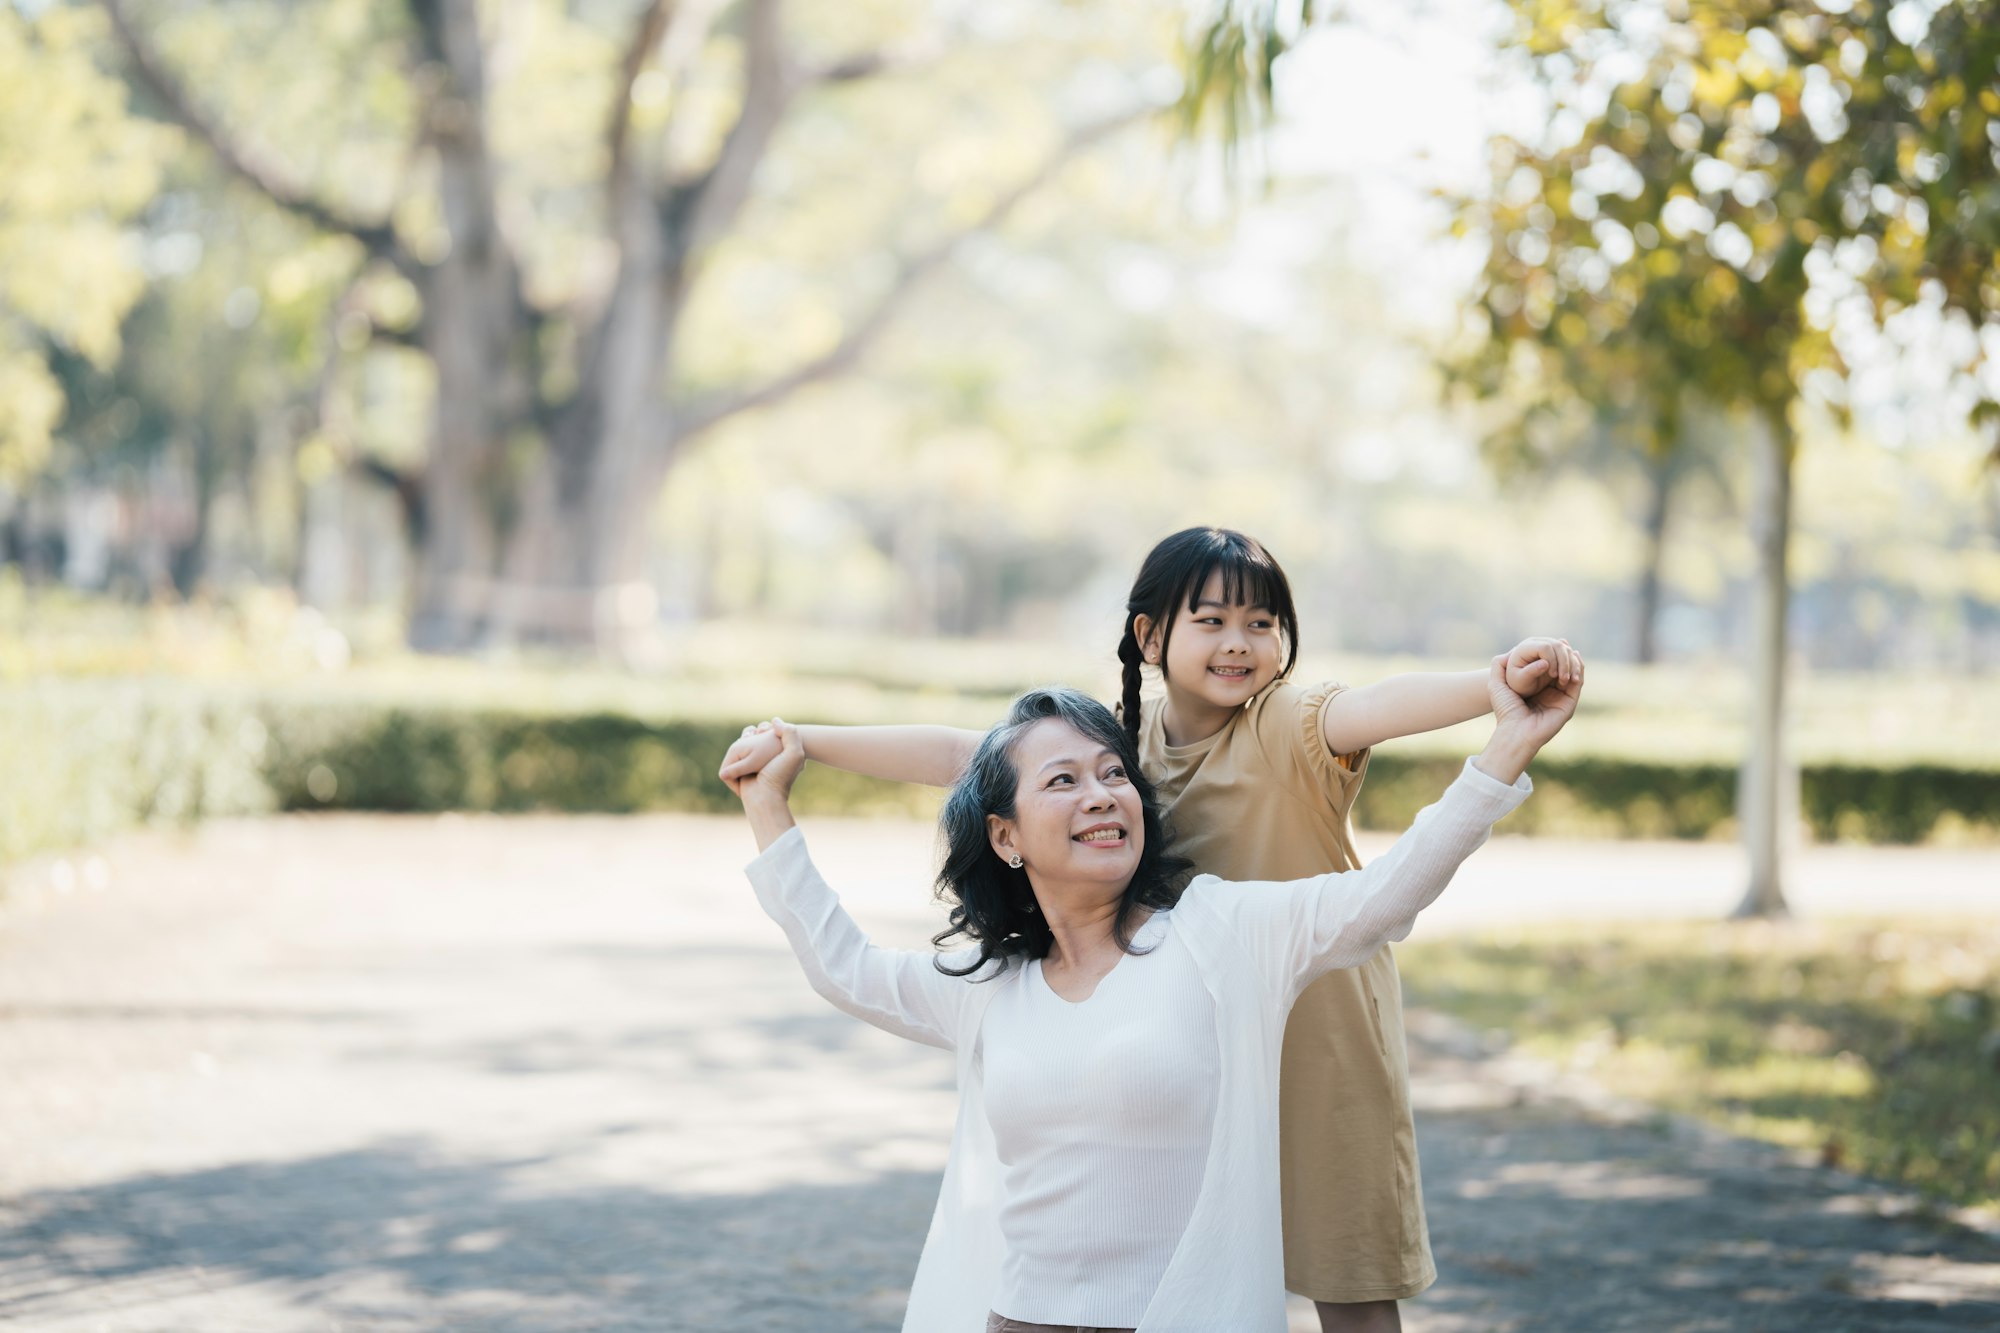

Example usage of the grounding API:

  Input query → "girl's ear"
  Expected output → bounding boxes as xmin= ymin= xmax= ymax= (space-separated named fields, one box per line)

xmin=1133 ymin=613 xmax=1161 ymax=664
xmin=986 ymin=813 xmax=1019 ymax=864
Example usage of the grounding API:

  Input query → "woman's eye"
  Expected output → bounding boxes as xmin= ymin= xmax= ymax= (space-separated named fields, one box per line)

xmin=1106 ymin=766 xmax=1127 ymax=781
xmin=1048 ymin=774 xmax=1073 ymax=787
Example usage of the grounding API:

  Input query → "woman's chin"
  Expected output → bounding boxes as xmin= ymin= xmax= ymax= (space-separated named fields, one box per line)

xmin=1061 ymin=848 xmax=1140 ymax=882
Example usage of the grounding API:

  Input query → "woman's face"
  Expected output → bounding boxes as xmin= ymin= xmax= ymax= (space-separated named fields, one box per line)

xmin=987 ymin=718 xmax=1144 ymax=894
xmin=1146 ymin=569 xmax=1286 ymax=713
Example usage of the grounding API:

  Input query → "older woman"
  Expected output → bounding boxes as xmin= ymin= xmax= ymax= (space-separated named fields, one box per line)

xmin=724 ymin=658 xmax=1578 ymax=1333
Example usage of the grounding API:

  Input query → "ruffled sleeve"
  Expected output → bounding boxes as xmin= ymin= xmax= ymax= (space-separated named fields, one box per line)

xmin=1247 ymin=680 xmax=1370 ymax=816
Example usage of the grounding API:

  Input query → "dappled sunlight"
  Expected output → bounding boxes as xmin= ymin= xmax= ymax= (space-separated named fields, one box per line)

xmin=1851 ymin=1253 xmax=2000 ymax=1307
xmin=1457 ymin=1158 xmax=1710 ymax=1203
xmin=1401 ymin=914 xmax=2000 ymax=1212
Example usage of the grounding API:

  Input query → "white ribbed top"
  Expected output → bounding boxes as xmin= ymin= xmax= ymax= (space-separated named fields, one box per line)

xmin=981 ymin=911 xmax=1219 ymax=1328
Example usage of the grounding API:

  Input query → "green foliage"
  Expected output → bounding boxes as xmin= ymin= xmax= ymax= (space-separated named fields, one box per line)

xmin=3 ymin=674 xmax=1995 ymax=869
xmin=1368 ymin=752 xmax=2000 ymax=843
xmin=0 ymin=683 xmax=274 ymax=864
xmin=0 ymin=683 xmax=944 ymax=866
xmin=1448 ymin=0 xmax=2000 ymax=460
xmin=1399 ymin=918 xmax=2000 ymax=1211
xmin=0 ymin=4 xmax=173 ymax=479
xmin=1188 ymin=1 xmax=2000 ymax=458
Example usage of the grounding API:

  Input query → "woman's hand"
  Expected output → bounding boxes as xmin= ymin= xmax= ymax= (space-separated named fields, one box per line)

xmin=730 ymin=720 xmax=807 ymax=851
xmin=1503 ymin=636 xmax=1583 ymax=696
xmin=1474 ymin=654 xmax=1582 ymax=784
xmin=719 ymin=721 xmax=782 ymax=784
xmin=726 ymin=719 xmax=806 ymax=802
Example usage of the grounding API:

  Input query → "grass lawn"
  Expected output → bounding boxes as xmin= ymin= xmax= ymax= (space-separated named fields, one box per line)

xmin=1398 ymin=916 xmax=2000 ymax=1215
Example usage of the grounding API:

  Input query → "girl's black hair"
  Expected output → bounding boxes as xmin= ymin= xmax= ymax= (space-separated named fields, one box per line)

xmin=932 ymin=686 xmax=1192 ymax=978
xmin=1116 ymin=527 xmax=1302 ymax=749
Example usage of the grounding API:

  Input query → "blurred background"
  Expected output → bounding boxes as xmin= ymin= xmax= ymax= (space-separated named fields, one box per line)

xmin=3 ymin=0 xmax=1999 ymax=1268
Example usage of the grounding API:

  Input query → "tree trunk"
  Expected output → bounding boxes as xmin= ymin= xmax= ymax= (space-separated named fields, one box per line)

xmin=488 ymin=406 xmax=678 ymax=653
xmin=487 ymin=197 xmax=682 ymax=654
xmin=1731 ymin=410 xmax=1797 ymax=919
xmin=1634 ymin=447 xmax=1672 ymax=664
xmin=405 ymin=0 xmax=529 ymax=652
xmin=169 ymin=428 xmax=219 ymax=598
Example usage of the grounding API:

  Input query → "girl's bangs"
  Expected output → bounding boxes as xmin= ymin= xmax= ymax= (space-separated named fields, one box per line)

xmin=1180 ymin=549 xmax=1290 ymax=616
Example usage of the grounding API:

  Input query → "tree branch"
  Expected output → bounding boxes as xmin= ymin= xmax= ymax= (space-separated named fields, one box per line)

xmin=674 ymin=104 xmax=1154 ymax=441
xmin=606 ymin=0 xmax=676 ymax=199
xmin=661 ymin=0 xmax=792 ymax=264
xmin=101 ymin=0 xmax=406 ymax=268
xmin=805 ymin=31 xmax=946 ymax=86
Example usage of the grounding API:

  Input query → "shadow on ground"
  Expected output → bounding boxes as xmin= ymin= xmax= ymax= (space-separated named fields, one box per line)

xmin=0 ymin=1141 xmax=936 ymax=1332
xmin=6 ymin=1102 xmax=1997 ymax=1332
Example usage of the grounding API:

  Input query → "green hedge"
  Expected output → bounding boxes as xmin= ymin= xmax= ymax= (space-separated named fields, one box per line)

xmin=3 ymin=684 xmax=1996 ymax=868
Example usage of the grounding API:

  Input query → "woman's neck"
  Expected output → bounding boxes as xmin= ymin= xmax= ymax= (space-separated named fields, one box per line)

xmin=1159 ymin=691 xmax=1238 ymax=749
xmin=1037 ymin=889 xmax=1138 ymax=971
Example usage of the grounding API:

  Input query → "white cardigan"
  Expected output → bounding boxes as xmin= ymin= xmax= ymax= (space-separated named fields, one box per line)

xmin=745 ymin=758 xmax=1532 ymax=1333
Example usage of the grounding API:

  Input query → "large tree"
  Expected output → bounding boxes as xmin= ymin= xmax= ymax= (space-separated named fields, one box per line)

xmin=102 ymin=0 xmax=1160 ymax=651
xmin=1193 ymin=0 xmax=2000 ymax=914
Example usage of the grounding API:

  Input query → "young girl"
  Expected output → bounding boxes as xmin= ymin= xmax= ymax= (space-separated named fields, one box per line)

xmin=719 ymin=526 xmax=1583 ymax=1333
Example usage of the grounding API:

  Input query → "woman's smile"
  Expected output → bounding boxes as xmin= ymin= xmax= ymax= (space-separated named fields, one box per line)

xmin=1072 ymin=822 xmax=1127 ymax=846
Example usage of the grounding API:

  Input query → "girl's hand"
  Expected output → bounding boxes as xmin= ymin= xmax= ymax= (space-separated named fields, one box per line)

xmin=726 ymin=719 xmax=806 ymax=804
xmin=1488 ymin=654 xmax=1581 ymax=755
xmin=719 ymin=721 xmax=782 ymax=784
xmin=1504 ymin=637 xmax=1583 ymax=696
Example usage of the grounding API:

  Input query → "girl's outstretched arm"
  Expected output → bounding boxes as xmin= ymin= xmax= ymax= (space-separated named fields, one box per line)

xmin=1236 ymin=656 xmax=1578 ymax=1000
xmin=719 ymin=722 xmax=983 ymax=789
xmin=1318 ymin=637 xmax=1583 ymax=756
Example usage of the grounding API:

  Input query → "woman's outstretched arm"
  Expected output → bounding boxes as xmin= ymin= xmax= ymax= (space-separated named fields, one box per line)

xmin=1231 ymin=657 xmax=1579 ymax=1000
xmin=721 ymin=721 xmax=983 ymax=789
xmin=1317 ymin=636 xmax=1584 ymax=757
xmin=731 ymin=724 xmax=979 ymax=1050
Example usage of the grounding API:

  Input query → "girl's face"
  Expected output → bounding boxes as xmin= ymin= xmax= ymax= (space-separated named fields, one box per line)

xmin=986 ymin=719 xmax=1144 ymax=894
xmin=1142 ymin=570 xmax=1286 ymax=713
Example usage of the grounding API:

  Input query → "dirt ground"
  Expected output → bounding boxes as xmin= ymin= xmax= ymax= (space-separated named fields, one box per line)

xmin=1 ymin=812 xmax=1995 ymax=1331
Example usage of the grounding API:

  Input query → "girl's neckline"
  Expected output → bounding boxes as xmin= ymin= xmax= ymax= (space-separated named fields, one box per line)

xmin=1155 ymin=698 xmax=1236 ymax=756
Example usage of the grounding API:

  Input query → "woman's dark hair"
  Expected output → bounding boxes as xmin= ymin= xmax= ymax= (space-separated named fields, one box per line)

xmin=1116 ymin=527 xmax=1302 ymax=749
xmin=932 ymin=686 xmax=1192 ymax=978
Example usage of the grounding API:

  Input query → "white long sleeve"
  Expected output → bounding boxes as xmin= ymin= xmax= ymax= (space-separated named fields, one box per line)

xmin=1220 ymin=758 xmax=1532 ymax=1002
xmin=744 ymin=826 xmax=986 ymax=1050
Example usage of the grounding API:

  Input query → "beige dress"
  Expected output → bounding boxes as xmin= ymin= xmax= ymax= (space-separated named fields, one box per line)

xmin=1135 ymin=681 xmax=1433 ymax=1304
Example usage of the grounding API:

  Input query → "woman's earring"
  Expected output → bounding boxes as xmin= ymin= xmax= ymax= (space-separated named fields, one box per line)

xmin=1009 ymin=854 xmax=1023 ymax=869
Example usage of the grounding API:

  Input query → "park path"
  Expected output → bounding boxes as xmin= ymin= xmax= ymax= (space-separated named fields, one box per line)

xmin=0 ymin=812 xmax=1995 ymax=1332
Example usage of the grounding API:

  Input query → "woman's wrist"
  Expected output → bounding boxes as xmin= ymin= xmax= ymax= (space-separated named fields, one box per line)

xmin=741 ymin=784 xmax=798 ymax=851
xmin=1472 ymin=729 xmax=1539 ymax=785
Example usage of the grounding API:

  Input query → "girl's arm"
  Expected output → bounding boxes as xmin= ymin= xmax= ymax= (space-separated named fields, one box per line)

xmin=720 ymin=722 xmax=982 ymax=789
xmin=1235 ymin=657 xmax=1576 ymax=1000
xmin=733 ymin=725 xmax=976 ymax=1050
xmin=1318 ymin=636 xmax=1583 ymax=755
